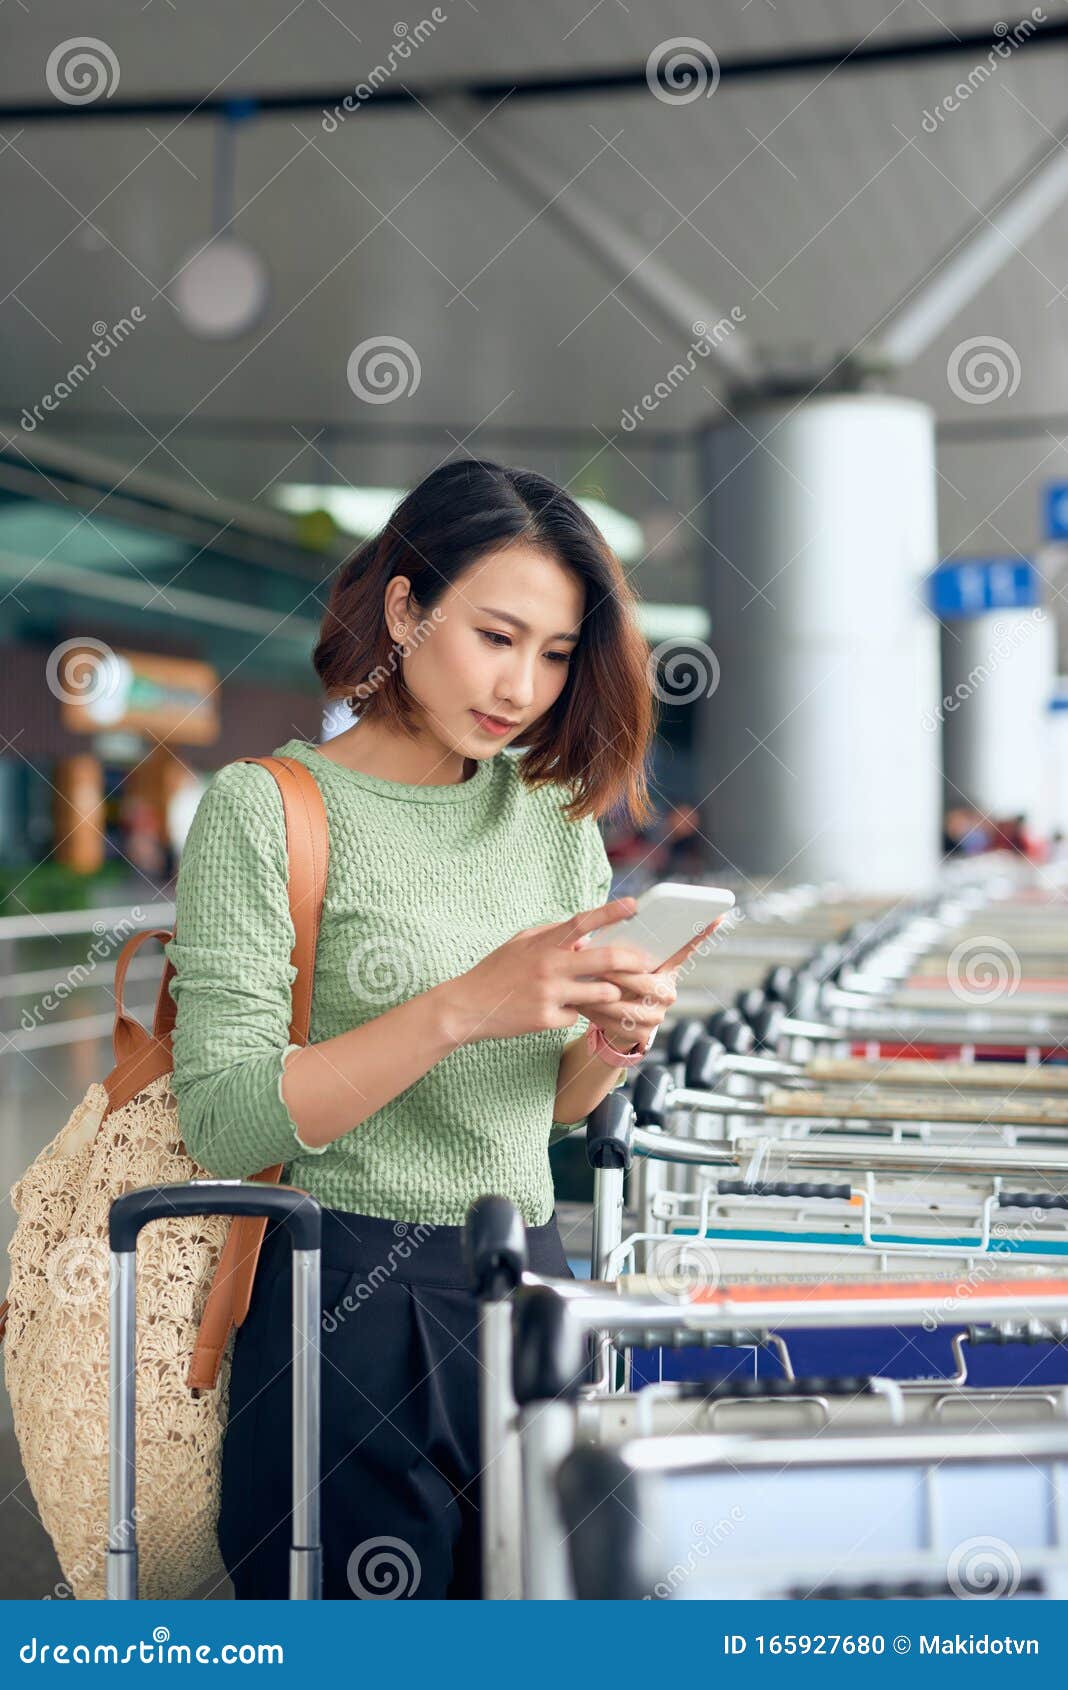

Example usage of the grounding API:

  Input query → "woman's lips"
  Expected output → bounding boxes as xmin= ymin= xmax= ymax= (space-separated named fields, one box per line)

xmin=471 ymin=710 xmax=514 ymax=736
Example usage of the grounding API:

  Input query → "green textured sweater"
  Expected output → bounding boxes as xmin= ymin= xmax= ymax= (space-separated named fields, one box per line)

xmin=165 ymin=737 xmax=622 ymax=1227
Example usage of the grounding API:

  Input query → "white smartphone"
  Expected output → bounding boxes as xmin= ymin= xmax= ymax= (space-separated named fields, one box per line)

xmin=576 ymin=882 xmax=736 ymax=973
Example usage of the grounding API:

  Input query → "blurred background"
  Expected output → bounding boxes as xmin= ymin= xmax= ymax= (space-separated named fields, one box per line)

xmin=4 ymin=0 xmax=1068 ymax=1595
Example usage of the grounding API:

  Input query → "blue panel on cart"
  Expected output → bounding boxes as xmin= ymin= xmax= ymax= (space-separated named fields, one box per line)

xmin=631 ymin=1229 xmax=1068 ymax=1387
xmin=628 ymin=1328 xmax=1068 ymax=1388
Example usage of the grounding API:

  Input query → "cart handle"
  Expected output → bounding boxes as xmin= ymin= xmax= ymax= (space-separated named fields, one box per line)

xmin=998 ymin=1191 xmax=1068 ymax=1211
xmin=717 ymin=1178 xmax=852 ymax=1201
xmin=676 ymin=1373 xmax=875 ymax=1399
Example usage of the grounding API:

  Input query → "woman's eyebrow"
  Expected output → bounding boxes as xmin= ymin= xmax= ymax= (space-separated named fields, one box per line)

xmin=474 ymin=605 xmax=580 ymax=643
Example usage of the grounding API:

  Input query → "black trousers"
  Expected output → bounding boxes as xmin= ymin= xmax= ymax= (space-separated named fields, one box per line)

xmin=217 ymin=1204 xmax=575 ymax=1600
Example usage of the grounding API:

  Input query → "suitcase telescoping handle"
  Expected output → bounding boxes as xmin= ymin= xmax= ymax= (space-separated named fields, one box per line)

xmin=106 ymin=1180 xmax=323 ymax=1601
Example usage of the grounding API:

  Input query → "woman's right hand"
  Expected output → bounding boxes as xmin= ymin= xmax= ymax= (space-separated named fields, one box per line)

xmin=443 ymin=897 xmax=659 ymax=1044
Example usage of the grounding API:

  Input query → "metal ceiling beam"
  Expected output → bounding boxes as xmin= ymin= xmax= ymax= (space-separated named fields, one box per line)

xmin=860 ymin=117 xmax=1068 ymax=372
xmin=938 ymin=412 xmax=1068 ymax=441
xmin=2 ymin=19 xmax=1066 ymax=123
xmin=435 ymin=95 xmax=763 ymax=391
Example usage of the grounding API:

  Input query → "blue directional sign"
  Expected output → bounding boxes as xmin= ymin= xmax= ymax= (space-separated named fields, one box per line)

xmin=927 ymin=557 xmax=1039 ymax=619
xmin=1045 ymin=483 xmax=1068 ymax=540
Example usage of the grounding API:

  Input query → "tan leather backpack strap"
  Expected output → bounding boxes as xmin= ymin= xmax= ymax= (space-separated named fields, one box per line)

xmin=186 ymin=754 xmax=328 ymax=1391
xmin=224 ymin=758 xmax=329 ymax=1327
xmin=104 ymin=1033 xmax=174 ymax=1114
xmin=185 ymin=1163 xmax=284 ymax=1389
xmin=112 ymin=929 xmax=174 ymax=1066
xmin=153 ymin=956 xmax=179 ymax=1043
xmin=260 ymin=757 xmax=330 ymax=1044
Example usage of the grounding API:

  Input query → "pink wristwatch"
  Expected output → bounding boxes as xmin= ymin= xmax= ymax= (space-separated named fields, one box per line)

xmin=585 ymin=1023 xmax=651 ymax=1069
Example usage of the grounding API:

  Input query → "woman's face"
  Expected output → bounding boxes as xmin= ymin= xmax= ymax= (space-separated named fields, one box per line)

xmin=388 ymin=541 xmax=585 ymax=758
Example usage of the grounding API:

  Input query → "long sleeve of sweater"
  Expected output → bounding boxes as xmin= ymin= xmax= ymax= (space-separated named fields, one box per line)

xmin=165 ymin=764 xmax=325 ymax=1180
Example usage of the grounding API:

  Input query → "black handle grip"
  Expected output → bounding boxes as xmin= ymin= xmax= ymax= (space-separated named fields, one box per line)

xmin=786 ymin=968 xmax=824 ymax=1018
xmin=585 ymin=1091 xmax=635 ymax=1171
xmin=685 ymin=1035 xmax=725 ymax=1092
xmin=666 ymin=1018 xmax=706 ymax=1064
xmin=722 ymin=1021 xmax=755 ymax=1057
xmin=717 ymin=1179 xmax=852 ymax=1201
xmin=677 ymin=1374 xmax=875 ymax=1400
xmin=512 ymin=1285 xmax=590 ymax=1405
xmin=109 ymin=1181 xmax=321 ymax=1254
xmin=967 ymin=1324 xmax=1068 ymax=1347
xmin=786 ymin=1575 xmax=1044 ymax=1601
xmin=735 ymin=987 xmax=766 ymax=1022
xmin=705 ymin=1009 xmax=755 ymax=1057
xmin=839 ymin=919 xmax=878 ymax=950
xmin=810 ymin=943 xmax=845 ymax=985
xmin=749 ymin=1001 xmax=786 ymax=1052
xmin=556 ymin=1448 xmax=645 ymax=1601
xmin=463 ymin=1195 xmax=527 ymax=1299
xmin=629 ymin=1063 xmax=673 ymax=1128
xmin=762 ymin=965 xmax=795 ymax=1004
xmin=998 ymin=1192 xmax=1068 ymax=1211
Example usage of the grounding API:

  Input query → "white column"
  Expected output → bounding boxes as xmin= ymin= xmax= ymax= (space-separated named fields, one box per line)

xmin=696 ymin=395 xmax=941 ymax=893
xmin=1046 ymin=693 xmax=1068 ymax=839
xmin=940 ymin=605 xmax=1054 ymax=835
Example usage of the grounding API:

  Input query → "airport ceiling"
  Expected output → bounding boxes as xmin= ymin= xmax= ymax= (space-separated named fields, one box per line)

xmin=2 ymin=2 xmax=1068 ymax=519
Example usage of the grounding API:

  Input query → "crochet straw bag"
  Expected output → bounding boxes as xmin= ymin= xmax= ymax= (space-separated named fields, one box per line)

xmin=0 ymin=754 xmax=328 ymax=1599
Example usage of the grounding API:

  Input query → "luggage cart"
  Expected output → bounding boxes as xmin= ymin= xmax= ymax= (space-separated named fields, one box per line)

xmin=673 ymin=870 xmax=1068 ymax=1071
xmin=670 ymin=870 xmax=1068 ymax=1059
xmin=476 ymin=1230 xmax=1068 ymax=1595
xmin=625 ymin=1061 xmax=1068 ymax=1250
xmin=585 ymin=1093 xmax=1068 ymax=1386
xmin=466 ymin=1196 xmax=1068 ymax=1599
xmin=627 ymin=1013 xmax=1068 ymax=1281
xmin=671 ymin=1014 xmax=1068 ymax=1129
xmin=637 ymin=909 xmax=1068 ymax=1254
xmin=748 ymin=925 xmax=1068 ymax=1065
xmin=106 ymin=1180 xmax=323 ymax=1601
xmin=558 ymin=1423 xmax=1068 ymax=1599
xmin=592 ymin=1088 xmax=1068 ymax=1265
xmin=624 ymin=1029 xmax=1068 ymax=1240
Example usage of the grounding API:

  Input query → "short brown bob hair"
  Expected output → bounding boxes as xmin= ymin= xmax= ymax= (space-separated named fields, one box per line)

xmin=313 ymin=459 xmax=657 ymax=826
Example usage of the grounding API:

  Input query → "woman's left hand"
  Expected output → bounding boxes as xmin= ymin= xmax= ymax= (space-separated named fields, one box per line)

xmin=571 ymin=915 xmax=726 ymax=1052
xmin=583 ymin=965 xmax=679 ymax=1051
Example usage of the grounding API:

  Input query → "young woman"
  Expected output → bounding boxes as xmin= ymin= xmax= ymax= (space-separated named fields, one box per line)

xmin=166 ymin=458 xmax=680 ymax=1600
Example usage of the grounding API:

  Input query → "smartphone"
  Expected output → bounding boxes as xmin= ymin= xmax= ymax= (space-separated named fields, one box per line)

xmin=577 ymin=882 xmax=736 ymax=974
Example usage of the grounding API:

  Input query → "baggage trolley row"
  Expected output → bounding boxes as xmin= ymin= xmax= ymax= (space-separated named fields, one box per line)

xmin=604 ymin=870 xmax=1068 ymax=1390
xmin=99 ymin=865 xmax=1068 ymax=1600
xmin=465 ymin=1196 xmax=1068 ymax=1600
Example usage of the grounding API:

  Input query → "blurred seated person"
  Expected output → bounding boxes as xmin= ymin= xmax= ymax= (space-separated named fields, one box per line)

xmin=992 ymin=812 xmax=1045 ymax=862
xmin=606 ymin=800 xmax=705 ymax=894
xmin=942 ymin=804 xmax=993 ymax=857
xmin=654 ymin=801 xmax=704 ymax=881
